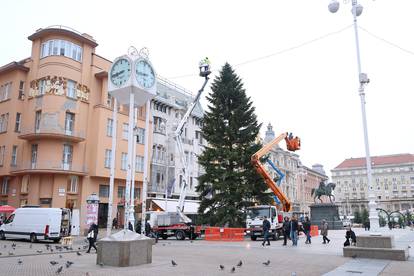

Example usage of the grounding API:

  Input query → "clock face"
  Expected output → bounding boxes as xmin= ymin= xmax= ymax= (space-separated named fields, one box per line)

xmin=135 ymin=59 xmax=155 ymax=89
xmin=110 ymin=58 xmax=131 ymax=87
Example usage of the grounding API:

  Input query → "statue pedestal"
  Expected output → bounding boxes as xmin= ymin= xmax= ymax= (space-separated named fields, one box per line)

xmin=310 ymin=203 xmax=342 ymax=230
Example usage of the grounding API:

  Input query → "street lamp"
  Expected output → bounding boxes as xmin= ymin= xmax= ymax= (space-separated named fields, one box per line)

xmin=328 ymin=0 xmax=379 ymax=232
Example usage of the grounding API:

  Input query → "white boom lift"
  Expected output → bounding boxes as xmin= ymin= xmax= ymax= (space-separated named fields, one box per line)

xmin=174 ymin=58 xmax=211 ymax=223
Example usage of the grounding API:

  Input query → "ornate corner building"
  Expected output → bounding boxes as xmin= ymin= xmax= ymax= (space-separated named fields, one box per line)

xmin=0 ymin=26 xmax=202 ymax=232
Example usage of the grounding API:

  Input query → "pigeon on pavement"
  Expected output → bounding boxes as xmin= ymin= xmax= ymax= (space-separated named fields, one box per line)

xmin=36 ymin=250 xmax=43 ymax=254
xmin=65 ymin=261 xmax=74 ymax=268
xmin=263 ymin=260 xmax=270 ymax=266
xmin=99 ymin=262 xmax=104 ymax=267
xmin=17 ymin=259 xmax=22 ymax=265
xmin=231 ymin=267 xmax=236 ymax=273
xmin=171 ymin=260 xmax=177 ymax=266
xmin=59 ymin=255 xmax=63 ymax=259
xmin=236 ymin=260 xmax=242 ymax=267
xmin=219 ymin=264 xmax=225 ymax=270
xmin=76 ymin=251 xmax=82 ymax=256
xmin=56 ymin=266 xmax=63 ymax=274
xmin=50 ymin=261 xmax=59 ymax=266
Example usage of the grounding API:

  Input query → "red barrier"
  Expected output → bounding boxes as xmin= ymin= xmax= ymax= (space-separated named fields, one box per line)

xmin=205 ymin=227 xmax=245 ymax=241
xmin=310 ymin=225 xmax=319 ymax=237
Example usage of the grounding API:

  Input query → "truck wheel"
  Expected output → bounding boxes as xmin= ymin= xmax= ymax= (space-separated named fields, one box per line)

xmin=175 ymin=230 xmax=186 ymax=240
xmin=30 ymin=233 xmax=37 ymax=243
xmin=250 ymin=236 xmax=257 ymax=241
xmin=190 ymin=233 xmax=198 ymax=240
xmin=161 ymin=234 xmax=168 ymax=240
xmin=0 ymin=231 xmax=5 ymax=240
xmin=53 ymin=238 xmax=61 ymax=243
xmin=272 ymin=232 xmax=280 ymax=241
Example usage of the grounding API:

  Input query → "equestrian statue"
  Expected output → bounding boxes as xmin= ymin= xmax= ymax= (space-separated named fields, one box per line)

xmin=311 ymin=181 xmax=336 ymax=203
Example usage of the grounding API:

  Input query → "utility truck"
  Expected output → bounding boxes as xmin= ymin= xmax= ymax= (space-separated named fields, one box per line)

xmin=150 ymin=59 xmax=211 ymax=240
xmin=246 ymin=132 xmax=300 ymax=241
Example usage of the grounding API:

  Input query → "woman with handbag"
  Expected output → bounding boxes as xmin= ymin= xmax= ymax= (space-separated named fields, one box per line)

xmin=86 ymin=223 xmax=98 ymax=253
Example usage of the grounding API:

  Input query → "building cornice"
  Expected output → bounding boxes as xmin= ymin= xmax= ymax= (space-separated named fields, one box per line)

xmin=28 ymin=26 xmax=98 ymax=47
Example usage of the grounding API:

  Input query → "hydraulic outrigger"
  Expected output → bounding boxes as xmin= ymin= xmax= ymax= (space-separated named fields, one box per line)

xmin=251 ymin=132 xmax=301 ymax=212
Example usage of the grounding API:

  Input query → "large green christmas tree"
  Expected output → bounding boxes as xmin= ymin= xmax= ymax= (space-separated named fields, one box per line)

xmin=196 ymin=63 xmax=273 ymax=227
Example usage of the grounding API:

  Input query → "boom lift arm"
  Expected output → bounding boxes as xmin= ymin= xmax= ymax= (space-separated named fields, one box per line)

xmin=251 ymin=133 xmax=300 ymax=212
xmin=175 ymin=59 xmax=211 ymax=223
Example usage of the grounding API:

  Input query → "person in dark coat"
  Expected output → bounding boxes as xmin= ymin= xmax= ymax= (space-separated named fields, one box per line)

xmin=136 ymin=220 xmax=142 ymax=234
xmin=344 ymin=226 xmax=357 ymax=247
xmin=145 ymin=221 xmax=152 ymax=236
xmin=321 ymin=219 xmax=330 ymax=244
xmin=128 ymin=221 xmax=134 ymax=231
xmin=86 ymin=223 xmax=98 ymax=253
xmin=303 ymin=216 xmax=312 ymax=244
xmin=290 ymin=215 xmax=299 ymax=246
xmin=262 ymin=216 xmax=271 ymax=246
xmin=282 ymin=216 xmax=291 ymax=246
xmin=112 ymin=217 xmax=118 ymax=229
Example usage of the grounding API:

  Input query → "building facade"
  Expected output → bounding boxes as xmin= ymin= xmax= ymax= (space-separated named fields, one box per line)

xmin=332 ymin=154 xmax=414 ymax=216
xmin=148 ymin=77 xmax=204 ymax=214
xmin=0 ymin=26 xmax=157 ymax=232
xmin=262 ymin=124 xmax=328 ymax=215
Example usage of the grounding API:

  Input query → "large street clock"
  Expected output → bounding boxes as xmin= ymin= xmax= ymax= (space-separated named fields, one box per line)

xmin=108 ymin=53 xmax=157 ymax=107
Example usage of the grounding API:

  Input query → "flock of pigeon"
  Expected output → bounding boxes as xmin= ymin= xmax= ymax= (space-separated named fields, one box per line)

xmin=3 ymin=242 xmax=91 ymax=274
xmin=171 ymin=258 xmax=271 ymax=273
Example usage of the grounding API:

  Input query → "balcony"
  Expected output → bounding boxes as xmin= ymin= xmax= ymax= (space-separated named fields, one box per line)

xmin=10 ymin=161 xmax=88 ymax=176
xmin=18 ymin=127 xmax=85 ymax=142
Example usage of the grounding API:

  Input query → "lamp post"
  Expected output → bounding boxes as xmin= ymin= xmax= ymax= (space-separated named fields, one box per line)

xmin=328 ymin=0 xmax=379 ymax=232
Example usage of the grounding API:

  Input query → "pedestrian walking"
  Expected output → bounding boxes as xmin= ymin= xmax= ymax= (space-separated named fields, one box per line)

xmin=303 ymin=216 xmax=311 ymax=244
xmin=282 ymin=216 xmax=291 ymax=246
xmin=86 ymin=223 xmax=98 ymax=253
xmin=262 ymin=216 xmax=271 ymax=247
xmin=290 ymin=215 xmax=299 ymax=246
xmin=112 ymin=217 xmax=118 ymax=229
xmin=321 ymin=219 xmax=330 ymax=244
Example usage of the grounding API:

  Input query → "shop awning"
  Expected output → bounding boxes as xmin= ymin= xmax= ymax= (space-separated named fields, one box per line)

xmin=152 ymin=199 xmax=200 ymax=214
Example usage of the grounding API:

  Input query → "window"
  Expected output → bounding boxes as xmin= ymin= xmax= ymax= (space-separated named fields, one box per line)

xmin=106 ymin=119 xmax=113 ymax=137
xmin=62 ymin=144 xmax=73 ymax=169
xmin=67 ymin=176 xmax=78 ymax=193
xmin=1 ymin=177 xmax=9 ymax=195
xmin=35 ymin=110 xmax=41 ymax=132
xmin=136 ymin=127 xmax=145 ymax=144
xmin=118 ymin=186 xmax=125 ymax=198
xmin=39 ymin=79 xmax=46 ymax=95
xmin=67 ymin=80 xmax=76 ymax=98
xmin=31 ymin=144 xmax=38 ymax=168
xmin=65 ymin=112 xmax=75 ymax=135
xmin=99 ymin=185 xmax=109 ymax=197
xmin=41 ymin=39 xmax=82 ymax=62
xmin=134 ymin=188 xmax=140 ymax=199
xmin=0 ymin=113 xmax=9 ymax=132
xmin=20 ymin=199 xmax=28 ymax=207
xmin=0 ymin=146 xmax=6 ymax=166
xmin=11 ymin=145 xmax=17 ymax=166
xmin=135 ymin=155 xmax=144 ymax=172
xmin=195 ymin=131 xmax=203 ymax=144
xmin=122 ymin=123 xmax=129 ymax=140
xmin=14 ymin=113 xmax=21 ymax=132
xmin=21 ymin=175 xmax=29 ymax=193
xmin=17 ymin=81 xmax=24 ymax=100
xmin=121 ymin=153 xmax=128 ymax=170
xmin=153 ymin=116 xmax=166 ymax=134
xmin=104 ymin=149 xmax=112 ymax=168
xmin=0 ymin=82 xmax=12 ymax=101
xmin=106 ymin=93 xmax=113 ymax=107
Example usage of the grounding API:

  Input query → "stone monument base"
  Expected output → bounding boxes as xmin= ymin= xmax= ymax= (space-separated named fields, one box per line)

xmin=343 ymin=234 xmax=409 ymax=261
xmin=309 ymin=203 xmax=342 ymax=230
xmin=97 ymin=230 xmax=155 ymax=267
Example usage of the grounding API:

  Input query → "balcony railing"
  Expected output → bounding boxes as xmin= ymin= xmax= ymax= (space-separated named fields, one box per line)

xmin=10 ymin=161 xmax=88 ymax=175
xmin=18 ymin=127 xmax=86 ymax=142
xmin=181 ymin=137 xmax=193 ymax=145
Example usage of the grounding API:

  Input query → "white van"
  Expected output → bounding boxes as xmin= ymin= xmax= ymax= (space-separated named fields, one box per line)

xmin=0 ymin=207 xmax=71 ymax=243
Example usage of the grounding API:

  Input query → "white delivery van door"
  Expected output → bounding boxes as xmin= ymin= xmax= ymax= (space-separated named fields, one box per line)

xmin=71 ymin=209 xmax=80 ymax=236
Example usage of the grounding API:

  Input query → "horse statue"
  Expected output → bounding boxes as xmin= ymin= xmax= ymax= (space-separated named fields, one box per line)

xmin=311 ymin=182 xmax=336 ymax=203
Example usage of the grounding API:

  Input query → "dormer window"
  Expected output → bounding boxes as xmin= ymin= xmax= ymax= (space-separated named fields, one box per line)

xmin=41 ymin=39 xmax=82 ymax=62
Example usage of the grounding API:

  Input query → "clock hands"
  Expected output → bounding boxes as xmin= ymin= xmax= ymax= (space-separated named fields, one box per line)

xmin=111 ymin=70 xmax=125 ymax=79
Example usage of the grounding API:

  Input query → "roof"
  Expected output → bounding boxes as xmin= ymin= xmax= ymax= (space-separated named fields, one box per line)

xmin=0 ymin=61 xmax=29 ymax=75
xmin=28 ymin=26 xmax=98 ymax=47
xmin=334 ymin=153 xmax=414 ymax=169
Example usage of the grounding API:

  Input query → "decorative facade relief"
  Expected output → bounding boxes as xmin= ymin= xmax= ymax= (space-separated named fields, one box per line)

xmin=29 ymin=76 xmax=90 ymax=101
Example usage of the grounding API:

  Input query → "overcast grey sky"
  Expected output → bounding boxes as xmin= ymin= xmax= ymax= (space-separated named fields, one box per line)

xmin=1 ymin=0 xmax=413 ymax=177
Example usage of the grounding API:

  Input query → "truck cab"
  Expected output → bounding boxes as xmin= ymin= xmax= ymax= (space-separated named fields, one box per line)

xmin=245 ymin=205 xmax=283 ymax=241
